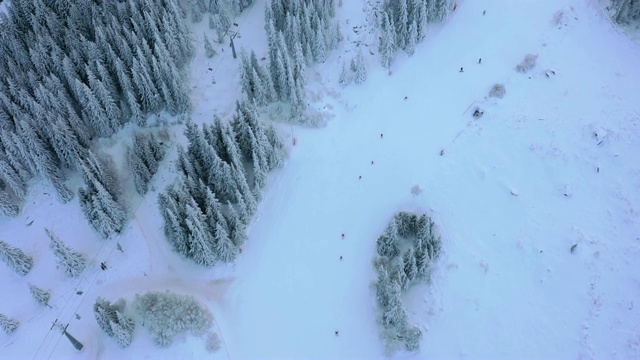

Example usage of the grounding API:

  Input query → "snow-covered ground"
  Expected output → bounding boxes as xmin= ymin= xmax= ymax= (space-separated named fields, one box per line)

xmin=2 ymin=0 xmax=640 ymax=359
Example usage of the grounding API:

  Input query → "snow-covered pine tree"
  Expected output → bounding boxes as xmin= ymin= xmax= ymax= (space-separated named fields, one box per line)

xmin=94 ymin=297 xmax=118 ymax=337
xmin=184 ymin=200 xmax=217 ymax=267
xmin=214 ymin=222 xmax=236 ymax=262
xmin=338 ymin=61 xmax=349 ymax=87
xmin=611 ymin=0 xmax=640 ymax=23
xmin=47 ymin=229 xmax=87 ymax=277
xmin=402 ymin=248 xmax=418 ymax=284
xmin=393 ymin=257 xmax=408 ymax=290
xmin=407 ymin=21 xmax=417 ymax=56
xmin=379 ymin=12 xmax=396 ymax=70
xmin=89 ymin=179 xmax=127 ymax=238
xmin=204 ymin=33 xmax=216 ymax=58
xmin=0 ymin=240 xmax=33 ymax=276
xmin=226 ymin=200 xmax=248 ymax=246
xmin=375 ymin=263 xmax=392 ymax=309
xmin=128 ymin=145 xmax=151 ymax=195
xmin=158 ymin=189 xmax=189 ymax=256
xmin=414 ymin=236 xmax=429 ymax=279
xmin=17 ymin=120 xmax=73 ymax=203
xmin=313 ymin=25 xmax=327 ymax=63
xmin=0 ymin=313 xmax=19 ymax=335
xmin=0 ymin=190 xmax=19 ymax=217
xmin=110 ymin=311 xmax=135 ymax=348
xmin=28 ymin=283 xmax=51 ymax=306
xmin=382 ymin=279 xmax=407 ymax=330
xmin=354 ymin=50 xmax=367 ymax=84
xmin=397 ymin=0 xmax=409 ymax=49
xmin=415 ymin=0 xmax=427 ymax=41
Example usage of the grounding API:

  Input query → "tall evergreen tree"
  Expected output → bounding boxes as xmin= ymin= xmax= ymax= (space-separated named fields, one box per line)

xmin=28 ymin=283 xmax=51 ymax=306
xmin=0 ymin=190 xmax=19 ymax=217
xmin=353 ymin=50 xmax=366 ymax=84
xmin=47 ymin=228 xmax=87 ymax=277
xmin=402 ymin=247 xmax=418 ymax=285
xmin=204 ymin=33 xmax=216 ymax=58
xmin=0 ymin=240 xmax=33 ymax=276
xmin=110 ymin=311 xmax=135 ymax=348
xmin=94 ymin=297 xmax=118 ymax=337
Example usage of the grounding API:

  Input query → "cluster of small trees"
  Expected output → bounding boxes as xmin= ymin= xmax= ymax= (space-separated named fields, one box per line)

xmin=240 ymin=0 xmax=340 ymax=118
xmin=373 ymin=211 xmax=442 ymax=354
xmin=94 ymin=297 xmax=136 ymax=348
xmin=377 ymin=0 xmax=454 ymax=69
xmin=93 ymin=291 xmax=214 ymax=349
xmin=0 ymin=231 xmax=88 ymax=335
xmin=0 ymin=0 xmax=193 ymax=217
xmin=339 ymin=50 xmax=367 ymax=87
xmin=189 ymin=0 xmax=254 ymax=35
xmin=133 ymin=290 xmax=212 ymax=347
xmin=159 ymin=100 xmax=285 ymax=266
xmin=127 ymin=132 xmax=168 ymax=196
xmin=610 ymin=0 xmax=640 ymax=24
xmin=188 ymin=0 xmax=255 ymax=55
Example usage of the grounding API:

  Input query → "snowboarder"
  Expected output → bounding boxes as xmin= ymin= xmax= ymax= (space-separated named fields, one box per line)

xmin=459 ymin=67 xmax=464 ymax=72
xmin=358 ymin=175 xmax=362 ymax=180
xmin=380 ymin=133 xmax=384 ymax=138
xmin=478 ymin=58 xmax=482 ymax=64
xmin=404 ymin=96 xmax=408 ymax=100
xmin=341 ymin=233 xmax=345 ymax=239
xmin=100 ymin=262 xmax=107 ymax=270
xmin=371 ymin=161 xmax=374 ymax=165
xmin=335 ymin=330 xmax=339 ymax=336
xmin=339 ymin=256 xmax=343 ymax=261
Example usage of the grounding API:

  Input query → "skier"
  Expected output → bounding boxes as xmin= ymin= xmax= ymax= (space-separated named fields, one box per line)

xmin=380 ymin=133 xmax=384 ymax=138
xmin=459 ymin=67 xmax=464 ymax=72
xmin=339 ymin=256 xmax=343 ymax=261
xmin=341 ymin=233 xmax=345 ymax=239
xmin=478 ymin=58 xmax=482 ymax=64
xmin=335 ymin=330 xmax=339 ymax=336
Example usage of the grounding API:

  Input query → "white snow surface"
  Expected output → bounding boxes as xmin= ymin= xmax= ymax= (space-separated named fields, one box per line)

xmin=2 ymin=0 xmax=640 ymax=359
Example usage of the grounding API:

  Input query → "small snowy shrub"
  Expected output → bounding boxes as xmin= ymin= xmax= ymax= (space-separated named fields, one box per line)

xmin=515 ymin=54 xmax=538 ymax=73
xmin=29 ymin=283 xmax=51 ymax=306
xmin=134 ymin=291 xmax=212 ymax=347
xmin=206 ymin=332 xmax=221 ymax=352
xmin=489 ymin=83 xmax=506 ymax=98
xmin=0 ymin=313 xmax=19 ymax=334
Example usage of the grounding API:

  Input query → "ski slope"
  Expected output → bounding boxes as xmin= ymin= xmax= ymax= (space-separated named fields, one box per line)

xmin=1 ymin=0 xmax=640 ymax=359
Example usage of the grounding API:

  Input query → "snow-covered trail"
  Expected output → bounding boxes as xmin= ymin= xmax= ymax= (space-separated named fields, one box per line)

xmin=221 ymin=0 xmax=640 ymax=359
